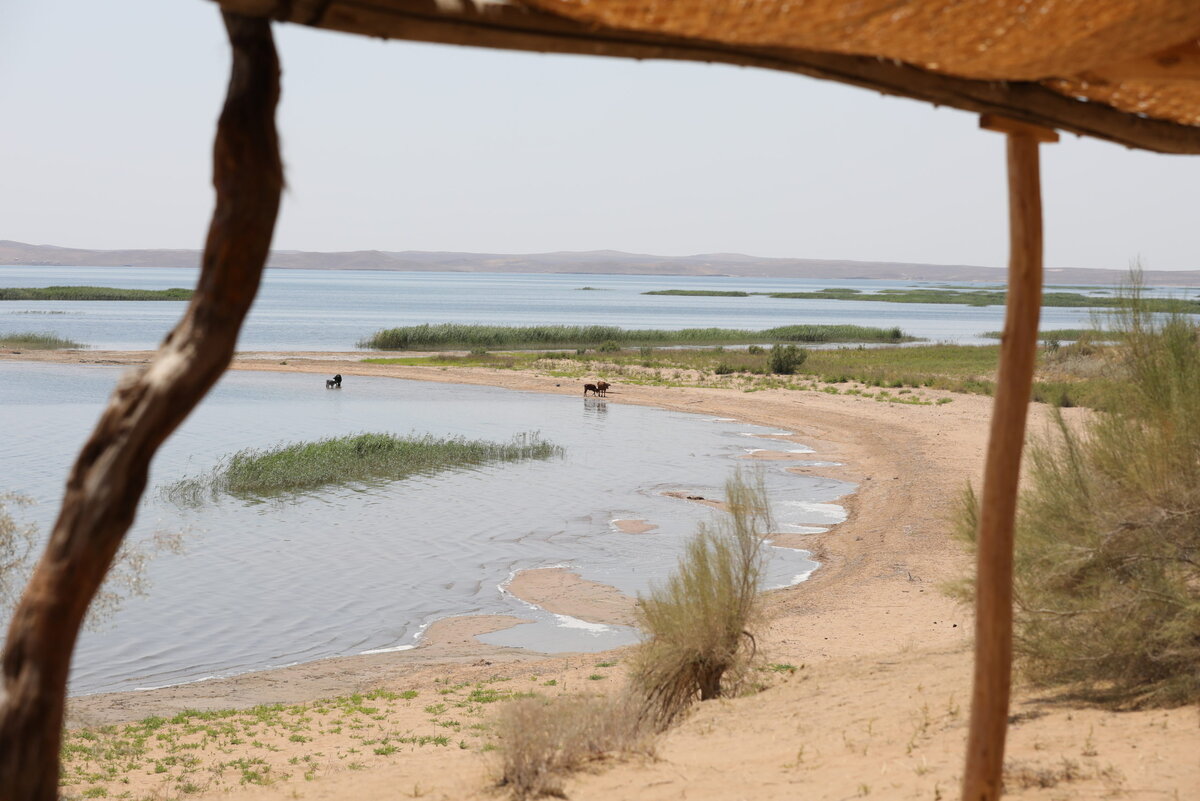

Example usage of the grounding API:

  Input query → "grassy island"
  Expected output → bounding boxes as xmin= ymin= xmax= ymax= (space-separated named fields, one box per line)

xmin=164 ymin=432 xmax=562 ymax=503
xmin=641 ymin=286 xmax=1199 ymax=311
xmin=358 ymin=323 xmax=911 ymax=350
xmin=0 ymin=332 xmax=85 ymax=349
xmin=643 ymin=289 xmax=751 ymax=297
xmin=0 ymin=286 xmax=193 ymax=301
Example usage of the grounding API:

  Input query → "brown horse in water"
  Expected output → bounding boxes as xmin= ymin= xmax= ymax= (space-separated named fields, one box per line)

xmin=596 ymin=381 xmax=610 ymax=396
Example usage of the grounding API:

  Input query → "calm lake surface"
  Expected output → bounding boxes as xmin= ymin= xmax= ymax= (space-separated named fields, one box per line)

xmin=2 ymin=363 xmax=847 ymax=695
xmin=1 ymin=266 xmax=1182 ymax=350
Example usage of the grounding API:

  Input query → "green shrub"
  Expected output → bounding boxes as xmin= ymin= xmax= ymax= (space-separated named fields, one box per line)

xmin=713 ymin=362 xmax=736 ymax=375
xmin=768 ymin=344 xmax=807 ymax=375
xmin=597 ymin=340 xmax=621 ymax=353
xmin=958 ymin=290 xmax=1200 ymax=706
xmin=631 ymin=473 xmax=769 ymax=728
xmin=746 ymin=345 xmax=765 ymax=355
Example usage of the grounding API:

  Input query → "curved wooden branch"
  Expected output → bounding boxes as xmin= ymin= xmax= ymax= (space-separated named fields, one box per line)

xmin=0 ymin=13 xmax=282 ymax=800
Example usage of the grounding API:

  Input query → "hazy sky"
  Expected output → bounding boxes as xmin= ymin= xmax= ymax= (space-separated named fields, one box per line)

xmin=3 ymin=0 xmax=1198 ymax=269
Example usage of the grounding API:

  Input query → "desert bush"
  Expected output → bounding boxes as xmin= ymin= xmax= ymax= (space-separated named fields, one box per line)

xmin=959 ymin=290 xmax=1200 ymax=706
xmin=631 ymin=473 xmax=770 ymax=728
xmin=496 ymin=694 xmax=648 ymax=800
xmin=768 ymin=344 xmax=807 ymax=374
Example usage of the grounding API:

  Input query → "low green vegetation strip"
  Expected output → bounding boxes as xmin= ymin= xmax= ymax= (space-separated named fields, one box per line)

xmin=643 ymin=286 xmax=1199 ymax=311
xmin=0 ymin=285 xmax=193 ymax=301
xmin=164 ymin=432 xmax=562 ymax=503
xmin=642 ymin=289 xmax=750 ymax=297
xmin=358 ymin=323 xmax=911 ymax=350
xmin=982 ymin=328 xmax=1118 ymax=342
xmin=0 ymin=331 xmax=85 ymax=349
xmin=365 ymin=338 xmax=1118 ymax=409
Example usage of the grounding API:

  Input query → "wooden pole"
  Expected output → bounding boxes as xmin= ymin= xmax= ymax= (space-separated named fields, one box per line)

xmin=962 ymin=115 xmax=1058 ymax=801
xmin=0 ymin=13 xmax=282 ymax=800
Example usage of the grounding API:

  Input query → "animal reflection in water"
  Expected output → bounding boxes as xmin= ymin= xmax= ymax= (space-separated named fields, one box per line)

xmin=325 ymin=374 xmax=342 ymax=389
xmin=583 ymin=380 xmax=610 ymax=397
xmin=584 ymin=396 xmax=608 ymax=416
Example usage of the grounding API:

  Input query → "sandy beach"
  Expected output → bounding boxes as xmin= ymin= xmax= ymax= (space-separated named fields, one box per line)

xmin=7 ymin=348 xmax=1196 ymax=800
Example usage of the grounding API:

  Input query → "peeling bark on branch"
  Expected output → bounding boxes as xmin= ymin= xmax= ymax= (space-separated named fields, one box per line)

xmin=0 ymin=14 xmax=282 ymax=800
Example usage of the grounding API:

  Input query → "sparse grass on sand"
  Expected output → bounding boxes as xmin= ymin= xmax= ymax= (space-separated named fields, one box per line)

xmin=163 ymin=432 xmax=562 ymax=503
xmin=0 ymin=331 xmax=86 ymax=349
xmin=59 ymin=682 xmax=522 ymax=799
xmin=357 ymin=323 xmax=911 ymax=350
xmin=958 ymin=291 xmax=1200 ymax=706
xmin=0 ymin=286 xmax=192 ymax=301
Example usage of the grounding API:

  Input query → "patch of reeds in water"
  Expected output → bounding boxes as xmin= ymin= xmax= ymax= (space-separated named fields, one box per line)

xmin=358 ymin=323 xmax=910 ymax=350
xmin=0 ymin=286 xmax=193 ymax=301
xmin=0 ymin=331 xmax=86 ymax=349
xmin=163 ymin=432 xmax=562 ymax=504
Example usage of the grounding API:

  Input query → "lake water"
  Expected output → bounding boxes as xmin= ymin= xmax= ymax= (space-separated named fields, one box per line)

xmin=1 ymin=266 xmax=1181 ymax=351
xmin=1 ymin=362 xmax=847 ymax=695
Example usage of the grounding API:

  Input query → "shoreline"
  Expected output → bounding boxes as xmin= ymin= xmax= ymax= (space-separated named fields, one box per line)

xmin=16 ymin=349 xmax=1192 ymax=801
xmin=6 ymin=347 xmax=975 ymax=720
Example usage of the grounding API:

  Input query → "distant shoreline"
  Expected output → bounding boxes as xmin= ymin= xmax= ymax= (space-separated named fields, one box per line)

xmin=4 ymin=240 xmax=1197 ymax=285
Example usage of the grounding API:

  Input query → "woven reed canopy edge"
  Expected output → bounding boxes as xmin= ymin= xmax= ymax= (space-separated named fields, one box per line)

xmin=211 ymin=0 xmax=1200 ymax=154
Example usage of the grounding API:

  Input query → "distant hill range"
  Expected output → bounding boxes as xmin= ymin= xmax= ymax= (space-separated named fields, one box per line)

xmin=2 ymin=240 xmax=1196 ymax=285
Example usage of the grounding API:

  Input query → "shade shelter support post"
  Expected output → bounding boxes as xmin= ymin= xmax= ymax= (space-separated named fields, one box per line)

xmin=0 ymin=13 xmax=283 ymax=800
xmin=961 ymin=115 xmax=1058 ymax=801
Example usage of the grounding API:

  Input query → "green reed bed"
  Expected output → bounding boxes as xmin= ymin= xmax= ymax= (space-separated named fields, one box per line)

xmin=0 ymin=286 xmax=193 ymax=301
xmin=642 ymin=289 xmax=751 ymax=297
xmin=0 ymin=331 xmax=86 ymax=349
xmin=641 ymin=286 xmax=1199 ymax=311
xmin=358 ymin=323 xmax=911 ymax=350
xmin=163 ymin=432 xmax=562 ymax=503
xmin=982 ymin=328 xmax=1118 ymax=342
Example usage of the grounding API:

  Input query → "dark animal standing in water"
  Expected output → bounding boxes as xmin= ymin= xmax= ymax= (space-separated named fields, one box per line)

xmin=326 ymin=374 xmax=342 ymax=389
xmin=596 ymin=381 xmax=610 ymax=396
xmin=583 ymin=383 xmax=599 ymax=396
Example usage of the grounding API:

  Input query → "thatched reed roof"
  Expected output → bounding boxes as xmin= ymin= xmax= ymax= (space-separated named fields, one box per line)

xmin=213 ymin=0 xmax=1200 ymax=153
